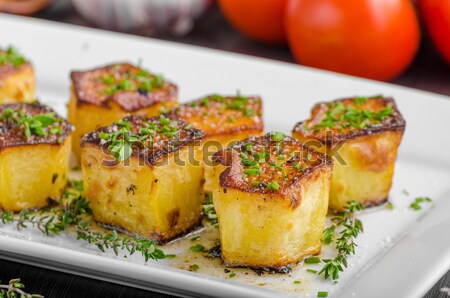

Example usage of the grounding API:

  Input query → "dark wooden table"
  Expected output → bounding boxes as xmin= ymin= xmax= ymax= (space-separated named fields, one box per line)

xmin=1 ymin=3 xmax=449 ymax=298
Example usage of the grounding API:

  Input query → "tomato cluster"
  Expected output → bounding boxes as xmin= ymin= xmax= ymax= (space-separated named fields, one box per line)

xmin=218 ymin=0 xmax=450 ymax=81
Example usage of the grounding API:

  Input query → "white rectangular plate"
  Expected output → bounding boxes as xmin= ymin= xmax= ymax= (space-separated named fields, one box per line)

xmin=1 ymin=14 xmax=449 ymax=298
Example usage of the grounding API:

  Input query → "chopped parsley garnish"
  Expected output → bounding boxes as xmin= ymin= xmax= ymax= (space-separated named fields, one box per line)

xmin=0 ymin=46 xmax=26 ymax=67
xmin=189 ymin=244 xmax=206 ymax=252
xmin=229 ymin=273 xmax=237 ymax=278
xmin=293 ymin=280 xmax=301 ymax=284
xmin=410 ymin=197 xmax=432 ymax=210
xmin=314 ymin=100 xmax=394 ymax=130
xmin=385 ymin=202 xmax=394 ymax=210
xmin=235 ymin=134 xmax=311 ymax=191
xmin=0 ymin=108 xmax=63 ymax=140
xmin=354 ymin=96 xmax=368 ymax=105
xmin=208 ymin=92 xmax=258 ymax=118
xmin=271 ymin=132 xmax=285 ymax=142
xmin=306 ymin=269 xmax=318 ymax=274
xmin=100 ymin=65 xmax=165 ymax=96
xmin=243 ymin=107 xmax=255 ymax=116
xmin=244 ymin=168 xmax=261 ymax=176
xmin=189 ymin=264 xmax=199 ymax=271
xmin=267 ymin=181 xmax=280 ymax=191
xmin=202 ymin=193 xmax=218 ymax=225
xmin=118 ymin=79 xmax=134 ymax=91
xmin=317 ymin=291 xmax=328 ymax=297
xmin=99 ymin=116 xmax=184 ymax=162
xmin=227 ymin=93 xmax=248 ymax=110
xmin=304 ymin=257 xmax=321 ymax=264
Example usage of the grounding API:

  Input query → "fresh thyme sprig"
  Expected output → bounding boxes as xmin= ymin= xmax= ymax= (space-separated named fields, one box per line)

xmin=0 ymin=208 xmax=66 ymax=236
xmin=0 ymin=278 xmax=43 ymax=298
xmin=0 ymin=180 xmax=167 ymax=262
xmin=319 ymin=201 xmax=364 ymax=281
xmin=75 ymin=223 xmax=166 ymax=261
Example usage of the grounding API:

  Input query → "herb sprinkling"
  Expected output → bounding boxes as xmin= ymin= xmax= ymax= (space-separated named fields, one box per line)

xmin=100 ymin=65 xmax=164 ymax=96
xmin=0 ymin=46 xmax=26 ymax=67
xmin=0 ymin=180 xmax=167 ymax=262
xmin=319 ymin=201 xmax=364 ymax=281
xmin=0 ymin=108 xmax=63 ymax=140
xmin=314 ymin=100 xmax=394 ymax=131
xmin=0 ymin=278 xmax=43 ymax=298
xmin=202 ymin=193 xmax=218 ymax=226
xmin=409 ymin=197 xmax=432 ymax=210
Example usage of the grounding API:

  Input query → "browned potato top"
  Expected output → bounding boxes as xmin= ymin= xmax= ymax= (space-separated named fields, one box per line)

xmin=71 ymin=63 xmax=177 ymax=112
xmin=0 ymin=102 xmax=72 ymax=148
xmin=213 ymin=133 xmax=332 ymax=196
xmin=0 ymin=46 xmax=30 ymax=79
xmin=82 ymin=115 xmax=204 ymax=165
xmin=167 ymin=94 xmax=263 ymax=136
xmin=293 ymin=96 xmax=405 ymax=145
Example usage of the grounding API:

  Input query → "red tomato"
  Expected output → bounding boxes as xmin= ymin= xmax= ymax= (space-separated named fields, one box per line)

xmin=285 ymin=0 xmax=421 ymax=81
xmin=218 ymin=0 xmax=288 ymax=43
xmin=418 ymin=0 xmax=450 ymax=64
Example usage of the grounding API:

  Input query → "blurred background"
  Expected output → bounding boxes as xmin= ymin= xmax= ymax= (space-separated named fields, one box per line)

xmin=0 ymin=0 xmax=449 ymax=96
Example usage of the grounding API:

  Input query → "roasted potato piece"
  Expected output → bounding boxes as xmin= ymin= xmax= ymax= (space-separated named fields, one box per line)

xmin=292 ymin=96 xmax=405 ymax=211
xmin=168 ymin=94 xmax=263 ymax=193
xmin=0 ymin=102 xmax=72 ymax=211
xmin=0 ymin=47 xmax=35 ymax=104
xmin=81 ymin=115 xmax=204 ymax=243
xmin=212 ymin=133 xmax=332 ymax=269
xmin=68 ymin=63 xmax=178 ymax=162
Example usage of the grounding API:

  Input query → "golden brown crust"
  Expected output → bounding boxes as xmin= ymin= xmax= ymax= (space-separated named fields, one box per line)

xmin=70 ymin=63 xmax=177 ymax=112
xmin=81 ymin=115 xmax=204 ymax=165
xmin=0 ymin=62 xmax=32 ymax=80
xmin=213 ymin=133 xmax=332 ymax=198
xmin=0 ymin=102 xmax=72 ymax=149
xmin=292 ymin=96 xmax=406 ymax=146
xmin=167 ymin=94 xmax=263 ymax=137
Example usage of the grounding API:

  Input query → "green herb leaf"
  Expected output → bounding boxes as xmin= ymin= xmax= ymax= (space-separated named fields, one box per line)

xmin=304 ymin=257 xmax=321 ymax=264
xmin=267 ymin=181 xmax=280 ymax=191
xmin=271 ymin=132 xmax=285 ymax=142
xmin=409 ymin=197 xmax=432 ymax=210
xmin=318 ymin=201 xmax=364 ymax=281
xmin=189 ymin=264 xmax=200 ymax=271
xmin=190 ymin=244 xmax=206 ymax=252
xmin=354 ymin=97 xmax=368 ymax=105
xmin=0 ymin=46 xmax=26 ymax=67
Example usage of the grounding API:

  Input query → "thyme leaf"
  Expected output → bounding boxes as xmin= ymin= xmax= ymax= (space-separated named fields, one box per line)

xmin=0 ymin=180 xmax=167 ymax=262
xmin=0 ymin=278 xmax=43 ymax=298
xmin=319 ymin=201 xmax=364 ymax=281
